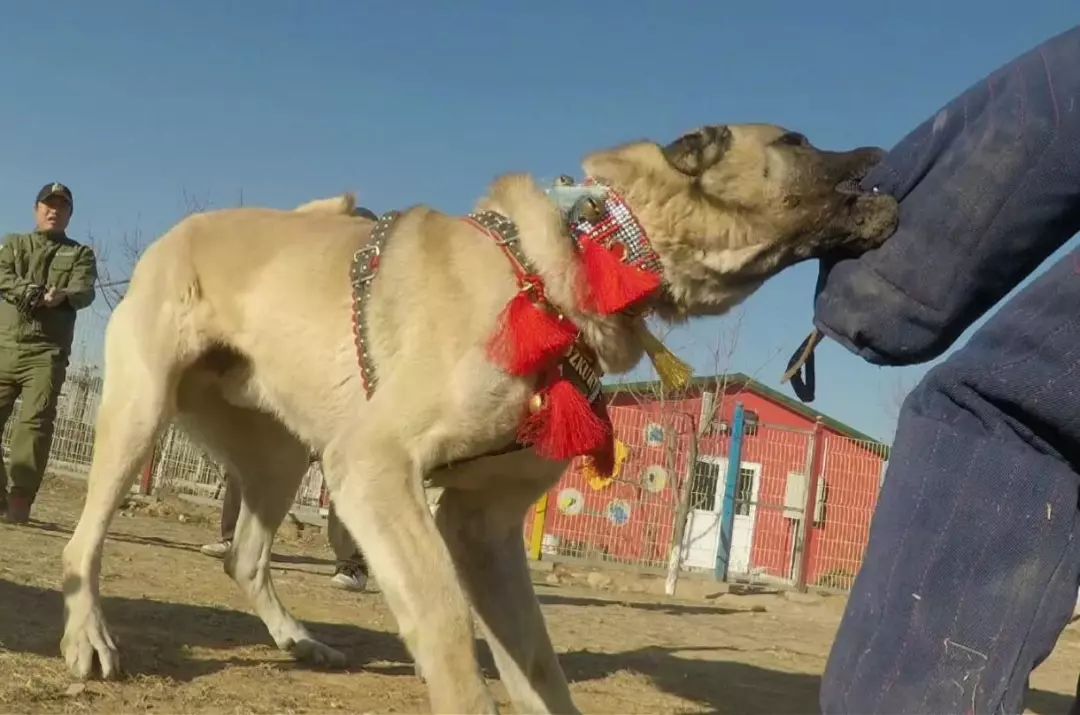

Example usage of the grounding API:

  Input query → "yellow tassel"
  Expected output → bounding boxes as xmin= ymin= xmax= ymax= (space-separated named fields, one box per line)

xmin=636 ymin=325 xmax=693 ymax=391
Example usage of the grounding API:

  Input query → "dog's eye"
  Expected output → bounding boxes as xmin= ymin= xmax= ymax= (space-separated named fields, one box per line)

xmin=776 ymin=133 xmax=808 ymax=147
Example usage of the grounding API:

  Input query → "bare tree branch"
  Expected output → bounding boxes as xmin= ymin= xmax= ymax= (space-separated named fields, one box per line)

xmin=604 ymin=309 xmax=758 ymax=596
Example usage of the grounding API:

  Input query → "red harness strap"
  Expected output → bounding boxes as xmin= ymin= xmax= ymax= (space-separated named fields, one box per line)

xmin=463 ymin=211 xmax=580 ymax=378
xmin=462 ymin=210 xmax=614 ymax=474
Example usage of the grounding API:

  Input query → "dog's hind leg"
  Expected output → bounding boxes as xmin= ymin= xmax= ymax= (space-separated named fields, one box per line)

xmin=321 ymin=436 xmax=497 ymax=714
xmin=61 ymin=300 xmax=178 ymax=680
xmin=175 ymin=389 xmax=346 ymax=669
xmin=435 ymin=472 xmax=580 ymax=715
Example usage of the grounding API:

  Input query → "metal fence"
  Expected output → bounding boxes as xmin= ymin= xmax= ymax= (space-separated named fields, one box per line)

xmin=6 ymin=365 xmax=891 ymax=591
xmin=526 ymin=414 xmax=813 ymax=585
xmin=806 ymin=433 xmax=889 ymax=590
xmin=145 ymin=425 xmax=327 ymax=508
xmin=530 ymin=406 xmax=699 ymax=571
xmin=524 ymin=401 xmax=891 ymax=592
xmin=0 ymin=364 xmax=328 ymax=512
xmin=732 ymin=423 xmax=816 ymax=585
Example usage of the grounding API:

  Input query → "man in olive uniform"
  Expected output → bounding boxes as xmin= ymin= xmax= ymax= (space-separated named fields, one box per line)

xmin=0 ymin=182 xmax=97 ymax=524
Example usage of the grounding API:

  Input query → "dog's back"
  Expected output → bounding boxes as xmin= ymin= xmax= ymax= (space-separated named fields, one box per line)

xmin=122 ymin=200 xmax=371 ymax=361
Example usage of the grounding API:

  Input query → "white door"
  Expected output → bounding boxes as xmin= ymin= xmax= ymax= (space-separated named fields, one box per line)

xmin=728 ymin=463 xmax=761 ymax=574
xmin=681 ymin=457 xmax=761 ymax=574
xmin=681 ymin=458 xmax=725 ymax=570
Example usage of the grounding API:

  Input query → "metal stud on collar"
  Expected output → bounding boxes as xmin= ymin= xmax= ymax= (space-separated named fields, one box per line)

xmin=569 ymin=196 xmax=606 ymax=224
xmin=351 ymin=210 xmax=401 ymax=398
xmin=566 ymin=191 xmax=664 ymax=279
xmin=467 ymin=210 xmax=532 ymax=264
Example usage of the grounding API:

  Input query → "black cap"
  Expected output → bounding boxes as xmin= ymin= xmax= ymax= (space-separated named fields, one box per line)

xmin=36 ymin=182 xmax=73 ymax=207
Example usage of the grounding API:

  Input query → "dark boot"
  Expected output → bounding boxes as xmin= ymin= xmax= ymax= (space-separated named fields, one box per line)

xmin=3 ymin=494 xmax=31 ymax=524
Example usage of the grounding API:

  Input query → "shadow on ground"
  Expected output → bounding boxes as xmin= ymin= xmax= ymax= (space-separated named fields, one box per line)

xmin=17 ymin=519 xmax=334 ymax=569
xmin=2 ymin=574 xmax=817 ymax=712
xmin=0 ymin=579 xmax=411 ymax=683
xmin=1027 ymin=687 xmax=1078 ymax=715
xmin=537 ymin=591 xmax=751 ymax=616
xmin=561 ymin=644 xmax=820 ymax=714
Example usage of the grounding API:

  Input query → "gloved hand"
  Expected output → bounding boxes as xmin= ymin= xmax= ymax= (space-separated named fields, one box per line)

xmin=784 ymin=25 xmax=1080 ymax=401
xmin=15 ymin=284 xmax=45 ymax=315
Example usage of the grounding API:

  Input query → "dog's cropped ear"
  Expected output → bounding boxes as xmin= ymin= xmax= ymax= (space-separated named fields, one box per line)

xmin=583 ymin=142 xmax=660 ymax=187
xmin=661 ymin=125 xmax=732 ymax=177
xmin=294 ymin=193 xmax=357 ymax=215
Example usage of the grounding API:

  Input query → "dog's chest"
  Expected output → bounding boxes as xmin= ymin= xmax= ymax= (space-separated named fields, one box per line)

xmin=426 ymin=447 xmax=565 ymax=492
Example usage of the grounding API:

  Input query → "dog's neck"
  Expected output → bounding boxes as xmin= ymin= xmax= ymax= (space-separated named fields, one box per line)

xmin=581 ymin=173 xmax=771 ymax=322
xmin=475 ymin=174 xmax=650 ymax=375
xmin=544 ymin=177 xmax=666 ymax=289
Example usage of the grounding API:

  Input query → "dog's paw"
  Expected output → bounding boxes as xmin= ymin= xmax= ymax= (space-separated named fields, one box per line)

xmin=61 ymin=607 xmax=121 ymax=680
xmin=285 ymin=638 xmax=347 ymax=669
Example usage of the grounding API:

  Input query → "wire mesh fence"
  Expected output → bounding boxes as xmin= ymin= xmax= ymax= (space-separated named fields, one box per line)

xmin=0 ymin=364 xmax=328 ymax=511
xmin=148 ymin=429 xmax=329 ymax=508
xmin=5 ymin=363 xmax=892 ymax=590
xmin=733 ymin=424 xmax=815 ymax=585
xmin=0 ymin=365 xmax=99 ymax=476
xmin=534 ymin=405 xmax=699 ymax=571
xmin=806 ymin=433 xmax=890 ymax=591
xmin=526 ymin=407 xmax=891 ymax=590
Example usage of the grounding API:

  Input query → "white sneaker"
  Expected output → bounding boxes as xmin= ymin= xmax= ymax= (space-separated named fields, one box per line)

xmin=200 ymin=540 xmax=231 ymax=558
xmin=330 ymin=563 xmax=368 ymax=591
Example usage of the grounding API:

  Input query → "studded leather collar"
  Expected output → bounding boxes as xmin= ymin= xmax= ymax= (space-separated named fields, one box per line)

xmin=349 ymin=208 xmax=606 ymax=404
xmin=349 ymin=211 xmax=399 ymax=398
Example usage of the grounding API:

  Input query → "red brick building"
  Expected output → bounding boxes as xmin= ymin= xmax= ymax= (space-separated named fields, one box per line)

xmin=527 ymin=373 xmax=889 ymax=590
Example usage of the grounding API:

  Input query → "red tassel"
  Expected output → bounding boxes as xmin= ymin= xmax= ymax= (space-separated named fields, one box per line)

xmin=487 ymin=290 xmax=578 ymax=376
xmin=519 ymin=379 xmax=611 ymax=460
xmin=579 ymin=236 xmax=662 ymax=315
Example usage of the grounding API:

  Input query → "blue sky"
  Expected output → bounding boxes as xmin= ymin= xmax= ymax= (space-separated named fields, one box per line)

xmin=1 ymin=2 xmax=1076 ymax=441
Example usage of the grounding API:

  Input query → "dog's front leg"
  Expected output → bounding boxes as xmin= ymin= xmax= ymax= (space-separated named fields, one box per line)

xmin=435 ymin=475 xmax=580 ymax=715
xmin=321 ymin=436 xmax=498 ymax=714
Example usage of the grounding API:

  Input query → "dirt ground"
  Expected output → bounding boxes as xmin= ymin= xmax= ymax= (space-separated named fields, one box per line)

xmin=1 ymin=473 xmax=1078 ymax=714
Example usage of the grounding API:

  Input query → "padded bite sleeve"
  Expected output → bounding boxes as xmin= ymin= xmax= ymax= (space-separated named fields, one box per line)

xmin=811 ymin=25 xmax=1080 ymax=367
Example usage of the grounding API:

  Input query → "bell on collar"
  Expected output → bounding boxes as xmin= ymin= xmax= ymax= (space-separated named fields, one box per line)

xmin=545 ymin=182 xmax=608 ymax=215
xmin=569 ymin=195 xmax=606 ymax=224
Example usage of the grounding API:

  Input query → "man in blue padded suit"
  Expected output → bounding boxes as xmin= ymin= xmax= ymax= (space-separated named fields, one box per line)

xmin=780 ymin=25 xmax=1080 ymax=713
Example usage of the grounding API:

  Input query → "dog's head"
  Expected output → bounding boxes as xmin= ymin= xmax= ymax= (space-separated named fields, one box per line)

xmin=581 ymin=123 xmax=899 ymax=319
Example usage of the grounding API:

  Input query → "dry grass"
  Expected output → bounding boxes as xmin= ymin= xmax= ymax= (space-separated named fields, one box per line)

xmin=0 ymin=473 xmax=1076 ymax=714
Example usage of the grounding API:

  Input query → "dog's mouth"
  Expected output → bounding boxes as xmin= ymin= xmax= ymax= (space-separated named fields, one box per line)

xmin=832 ymin=146 xmax=887 ymax=198
xmin=832 ymin=158 xmax=899 ymax=242
xmin=834 ymin=170 xmax=879 ymax=197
